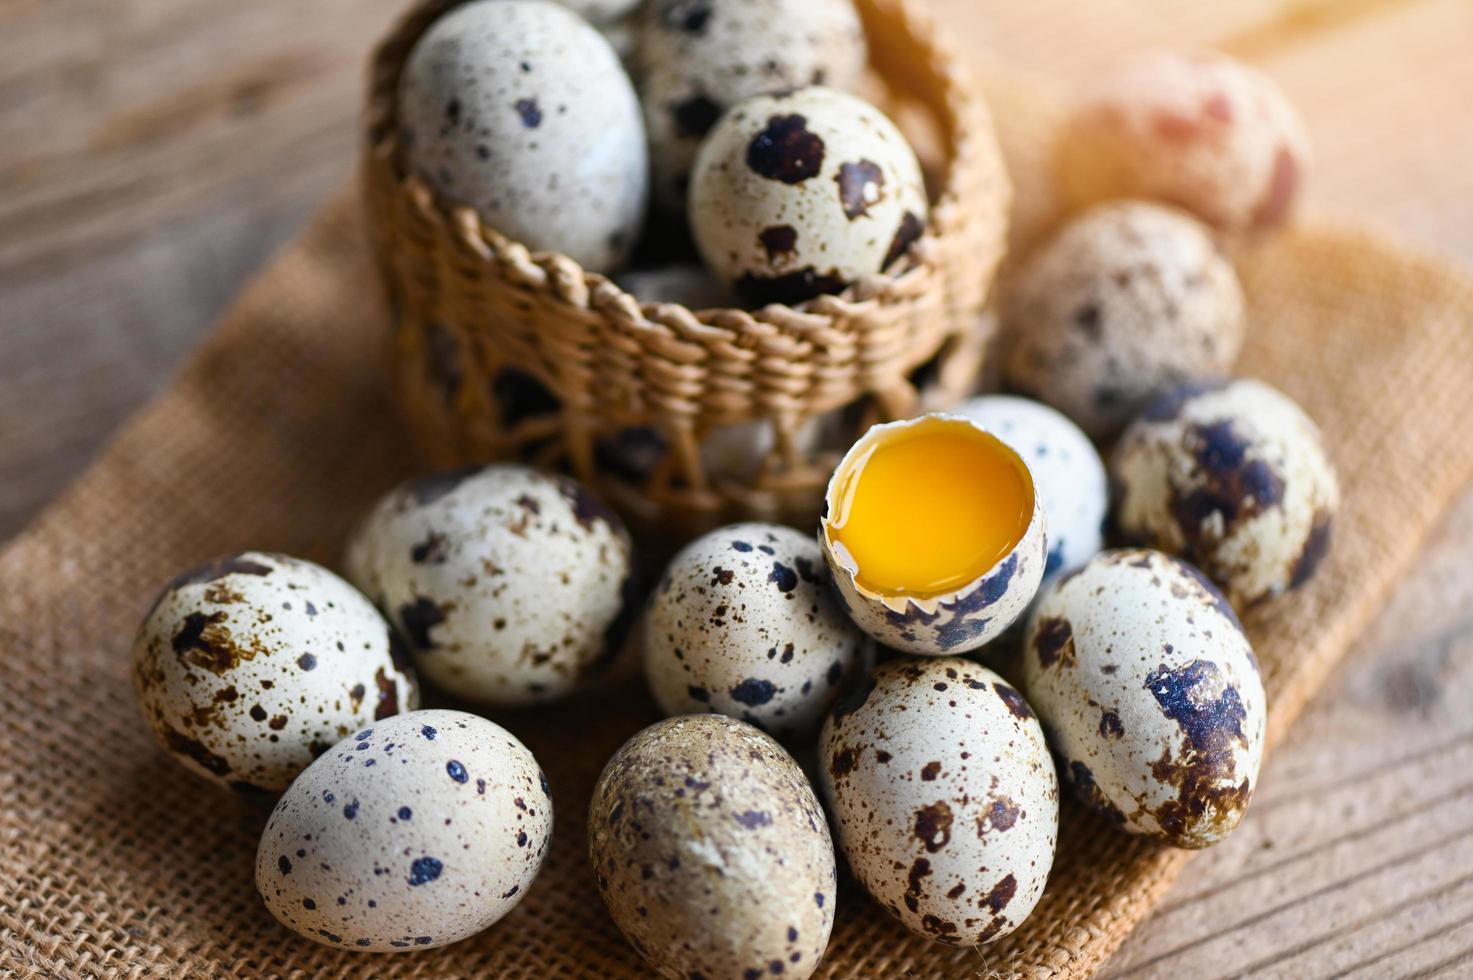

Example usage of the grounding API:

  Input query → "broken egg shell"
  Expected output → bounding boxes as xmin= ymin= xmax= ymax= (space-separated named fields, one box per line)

xmin=588 ymin=714 xmax=836 ymax=979
xmin=1110 ymin=377 xmax=1340 ymax=608
xmin=132 ymin=551 xmax=419 ymax=793
xmin=818 ymin=658 xmax=1059 ymax=946
xmin=818 ymin=415 xmax=1047 ymax=656
xmin=254 ymin=709 xmax=551 ymax=951
xmin=1020 ymin=549 xmax=1266 ymax=848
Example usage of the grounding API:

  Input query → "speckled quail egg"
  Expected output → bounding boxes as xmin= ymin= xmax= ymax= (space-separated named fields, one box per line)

xmin=1002 ymin=201 xmax=1245 ymax=438
xmin=635 ymin=0 xmax=867 ymax=212
xmin=132 ymin=552 xmax=418 ymax=793
xmin=1059 ymin=49 xmax=1310 ymax=234
xmin=589 ymin=714 xmax=836 ymax=979
xmin=819 ymin=658 xmax=1058 ymax=945
xmin=345 ymin=464 xmax=634 ymax=708
xmin=560 ymin=0 xmax=641 ymax=25
xmin=644 ymin=523 xmax=867 ymax=741
xmin=398 ymin=0 xmax=648 ymax=272
xmin=955 ymin=394 xmax=1108 ymax=585
xmin=1111 ymin=378 xmax=1340 ymax=609
xmin=689 ymin=86 xmax=928 ymax=306
xmin=255 ymin=709 xmax=551 ymax=951
xmin=820 ymin=414 xmax=1048 ymax=656
xmin=1021 ymin=549 xmax=1266 ymax=848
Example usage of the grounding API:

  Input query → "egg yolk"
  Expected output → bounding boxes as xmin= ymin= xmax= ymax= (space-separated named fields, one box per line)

xmin=826 ymin=417 xmax=1034 ymax=598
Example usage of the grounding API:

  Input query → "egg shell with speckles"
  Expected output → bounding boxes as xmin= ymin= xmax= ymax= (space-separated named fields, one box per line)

xmin=344 ymin=464 xmax=634 ymax=708
xmin=1059 ymin=49 xmax=1310 ymax=234
xmin=1001 ymin=201 xmax=1244 ymax=438
xmin=954 ymin=395 xmax=1108 ymax=586
xmin=643 ymin=523 xmax=868 ymax=741
xmin=818 ymin=658 xmax=1059 ymax=945
xmin=588 ymin=714 xmax=836 ymax=979
xmin=561 ymin=0 xmax=641 ymax=25
xmin=255 ymin=709 xmax=551 ymax=951
xmin=818 ymin=414 xmax=1049 ymax=656
xmin=1021 ymin=549 xmax=1266 ymax=848
xmin=398 ymin=0 xmax=648 ymax=273
xmin=634 ymin=0 xmax=866 ymax=213
xmin=689 ymin=86 xmax=928 ymax=307
xmin=132 ymin=551 xmax=419 ymax=793
xmin=1110 ymin=378 xmax=1340 ymax=609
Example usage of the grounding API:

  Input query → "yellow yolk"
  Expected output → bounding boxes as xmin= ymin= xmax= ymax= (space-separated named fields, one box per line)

xmin=826 ymin=418 xmax=1034 ymax=598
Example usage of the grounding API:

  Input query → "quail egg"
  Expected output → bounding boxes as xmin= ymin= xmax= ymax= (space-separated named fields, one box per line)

xmin=1059 ymin=49 xmax=1310 ymax=234
xmin=561 ymin=0 xmax=641 ymax=24
xmin=589 ymin=714 xmax=836 ymax=979
xmin=689 ymin=86 xmax=928 ymax=306
xmin=1002 ymin=201 xmax=1245 ymax=438
xmin=345 ymin=464 xmax=634 ymax=707
xmin=255 ymin=709 xmax=551 ymax=951
xmin=954 ymin=394 xmax=1108 ymax=585
xmin=1111 ymin=378 xmax=1340 ymax=608
xmin=398 ymin=0 xmax=648 ymax=272
xmin=1021 ymin=549 xmax=1266 ymax=848
xmin=132 ymin=552 xmax=418 ymax=793
xmin=644 ymin=522 xmax=867 ymax=741
xmin=820 ymin=413 xmax=1047 ymax=655
xmin=819 ymin=658 xmax=1058 ymax=945
xmin=635 ymin=0 xmax=867 ymax=213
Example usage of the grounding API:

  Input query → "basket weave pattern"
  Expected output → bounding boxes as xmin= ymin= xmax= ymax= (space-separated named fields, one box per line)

xmin=361 ymin=0 xmax=1011 ymax=531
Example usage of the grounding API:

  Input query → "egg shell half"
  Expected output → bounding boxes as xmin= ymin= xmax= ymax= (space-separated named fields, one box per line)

xmin=255 ymin=709 xmax=552 ymax=952
xmin=819 ymin=658 xmax=1059 ymax=945
xmin=1111 ymin=378 xmax=1340 ymax=608
xmin=819 ymin=414 xmax=1048 ymax=656
xmin=644 ymin=522 xmax=869 ymax=741
xmin=588 ymin=714 xmax=836 ymax=980
xmin=1021 ymin=549 xmax=1266 ymax=848
xmin=397 ymin=0 xmax=648 ymax=272
xmin=345 ymin=464 xmax=633 ymax=708
xmin=132 ymin=551 xmax=419 ymax=793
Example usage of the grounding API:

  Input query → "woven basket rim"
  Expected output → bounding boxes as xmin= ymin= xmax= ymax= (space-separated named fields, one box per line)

xmin=362 ymin=0 xmax=997 ymax=335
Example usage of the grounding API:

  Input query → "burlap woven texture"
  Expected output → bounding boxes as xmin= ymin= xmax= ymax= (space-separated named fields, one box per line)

xmin=3 ymin=69 xmax=1473 ymax=979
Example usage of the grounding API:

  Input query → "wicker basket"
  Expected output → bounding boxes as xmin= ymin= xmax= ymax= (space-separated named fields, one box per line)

xmin=362 ymin=0 xmax=1011 ymax=540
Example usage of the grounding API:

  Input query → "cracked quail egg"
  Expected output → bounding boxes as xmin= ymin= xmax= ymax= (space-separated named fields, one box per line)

xmin=345 ymin=464 xmax=634 ymax=708
xmin=818 ymin=658 xmax=1058 ymax=945
xmin=255 ymin=709 xmax=552 ymax=951
xmin=398 ymin=0 xmax=648 ymax=272
xmin=589 ymin=714 xmax=836 ymax=979
xmin=643 ymin=522 xmax=867 ymax=741
xmin=132 ymin=551 xmax=418 ymax=793
xmin=689 ymin=86 xmax=928 ymax=306
xmin=634 ymin=0 xmax=867 ymax=213
xmin=820 ymin=413 xmax=1047 ymax=655
xmin=955 ymin=394 xmax=1108 ymax=585
xmin=1021 ymin=549 xmax=1266 ymax=848
xmin=1111 ymin=378 xmax=1340 ymax=608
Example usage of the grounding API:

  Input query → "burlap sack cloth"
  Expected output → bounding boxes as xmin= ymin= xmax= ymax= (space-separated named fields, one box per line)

xmin=3 ymin=68 xmax=1472 ymax=978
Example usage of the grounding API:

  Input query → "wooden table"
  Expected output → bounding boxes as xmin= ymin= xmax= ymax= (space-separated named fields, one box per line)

xmin=2 ymin=1 xmax=1470 ymax=975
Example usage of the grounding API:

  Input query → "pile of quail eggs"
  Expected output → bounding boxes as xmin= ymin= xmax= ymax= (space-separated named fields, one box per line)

xmin=396 ymin=0 xmax=928 ymax=306
xmin=130 ymin=6 xmax=1343 ymax=974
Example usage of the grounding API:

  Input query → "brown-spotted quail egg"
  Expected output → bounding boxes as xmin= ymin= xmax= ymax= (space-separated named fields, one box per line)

xmin=398 ymin=0 xmax=648 ymax=272
xmin=955 ymin=395 xmax=1108 ymax=585
xmin=1059 ymin=50 xmax=1310 ymax=234
xmin=635 ymin=0 xmax=867 ymax=212
xmin=345 ymin=465 xmax=634 ymax=707
xmin=1021 ymin=549 xmax=1266 ymax=848
xmin=255 ymin=709 xmax=551 ymax=951
xmin=1111 ymin=378 xmax=1340 ymax=609
xmin=1002 ymin=201 xmax=1245 ymax=438
xmin=689 ymin=86 xmax=928 ymax=306
xmin=589 ymin=714 xmax=836 ymax=979
xmin=132 ymin=552 xmax=418 ymax=793
xmin=644 ymin=523 xmax=867 ymax=741
xmin=819 ymin=658 xmax=1059 ymax=945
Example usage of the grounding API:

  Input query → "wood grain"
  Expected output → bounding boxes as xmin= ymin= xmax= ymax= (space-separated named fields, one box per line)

xmin=1 ymin=1 xmax=1471 ymax=976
